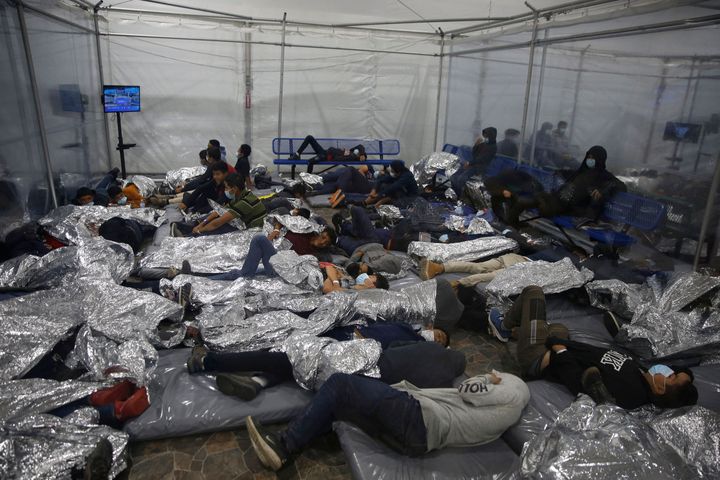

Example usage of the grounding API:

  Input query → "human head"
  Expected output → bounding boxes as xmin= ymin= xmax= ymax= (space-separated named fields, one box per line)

xmin=584 ymin=145 xmax=607 ymax=170
xmin=310 ymin=227 xmax=336 ymax=249
xmin=557 ymin=121 xmax=568 ymax=131
xmin=199 ymin=149 xmax=208 ymax=166
xmin=224 ymin=172 xmax=245 ymax=198
xmin=99 ymin=217 xmax=142 ymax=252
xmin=291 ymin=207 xmax=311 ymax=219
xmin=346 ymin=262 xmax=373 ymax=278
xmin=647 ymin=367 xmax=697 ymax=408
xmin=238 ymin=144 xmax=252 ymax=157
xmin=75 ymin=187 xmax=95 ymax=206
xmin=107 ymin=185 xmax=124 ymax=203
xmin=355 ymin=145 xmax=367 ymax=161
xmin=207 ymin=146 xmax=222 ymax=164
xmin=390 ymin=160 xmax=406 ymax=176
xmin=211 ymin=161 xmax=229 ymax=185
xmin=482 ymin=127 xmax=497 ymax=141
xmin=504 ymin=128 xmax=520 ymax=140
xmin=208 ymin=139 xmax=220 ymax=150
xmin=541 ymin=122 xmax=553 ymax=132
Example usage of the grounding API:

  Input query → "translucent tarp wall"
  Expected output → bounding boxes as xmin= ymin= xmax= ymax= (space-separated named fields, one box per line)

xmin=0 ymin=1 xmax=108 ymax=232
xmin=445 ymin=5 xmax=720 ymax=263
xmin=101 ymin=11 xmax=440 ymax=174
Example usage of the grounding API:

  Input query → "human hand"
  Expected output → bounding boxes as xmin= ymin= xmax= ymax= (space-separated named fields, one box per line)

xmin=591 ymin=189 xmax=602 ymax=201
xmin=488 ymin=373 xmax=502 ymax=384
xmin=175 ymin=186 xmax=183 ymax=193
xmin=179 ymin=203 xmax=187 ymax=211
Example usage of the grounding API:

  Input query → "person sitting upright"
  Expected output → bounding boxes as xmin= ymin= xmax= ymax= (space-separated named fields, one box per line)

xmin=504 ymin=145 xmax=625 ymax=226
xmin=450 ymin=127 xmax=497 ymax=197
xmin=365 ymin=160 xmax=418 ymax=207
xmin=289 ymin=135 xmax=367 ymax=173
xmin=178 ymin=158 xmax=232 ymax=213
xmin=234 ymin=144 xmax=253 ymax=190
xmin=496 ymin=128 xmax=520 ymax=158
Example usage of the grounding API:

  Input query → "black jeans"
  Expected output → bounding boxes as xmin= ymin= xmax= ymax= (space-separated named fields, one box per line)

xmin=297 ymin=135 xmax=326 ymax=173
xmin=204 ymin=350 xmax=292 ymax=388
xmin=282 ymin=373 xmax=427 ymax=456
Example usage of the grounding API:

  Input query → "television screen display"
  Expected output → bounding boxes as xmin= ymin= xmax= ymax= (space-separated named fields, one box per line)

xmin=103 ymin=85 xmax=140 ymax=113
xmin=663 ymin=122 xmax=702 ymax=143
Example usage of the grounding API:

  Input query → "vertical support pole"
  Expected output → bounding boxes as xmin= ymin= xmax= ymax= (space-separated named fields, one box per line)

xmin=693 ymin=152 xmax=720 ymax=270
xmin=641 ymin=61 xmax=668 ymax=164
xmin=93 ymin=6 xmax=113 ymax=170
xmin=519 ymin=11 xmax=540 ymax=164
xmin=116 ymin=112 xmax=127 ymax=178
xmin=243 ymin=25 xmax=252 ymax=145
xmin=442 ymin=40 xmax=454 ymax=147
xmin=678 ymin=57 xmax=697 ymax=159
xmin=568 ymin=46 xmax=588 ymax=144
xmin=16 ymin=1 xmax=58 ymax=209
xmin=276 ymin=12 xmax=287 ymax=175
xmin=433 ymin=31 xmax=445 ymax=151
xmin=529 ymin=27 xmax=549 ymax=166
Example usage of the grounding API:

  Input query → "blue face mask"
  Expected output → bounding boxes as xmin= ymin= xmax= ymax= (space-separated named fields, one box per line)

xmin=356 ymin=273 xmax=370 ymax=285
xmin=585 ymin=158 xmax=596 ymax=168
xmin=648 ymin=364 xmax=674 ymax=377
xmin=225 ymin=190 xmax=235 ymax=200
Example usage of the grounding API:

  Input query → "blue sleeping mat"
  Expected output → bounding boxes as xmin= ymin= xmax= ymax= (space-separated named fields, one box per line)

xmin=124 ymin=349 xmax=313 ymax=440
xmin=334 ymin=421 xmax=518 ymax=480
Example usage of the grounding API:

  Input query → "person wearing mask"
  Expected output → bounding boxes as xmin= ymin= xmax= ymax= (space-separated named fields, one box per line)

xmin=504 ymin=145 xmax=626 ymax=227
xmin=234 ymin=144 xmax=253 ymax=190
xmin=365 ymin=160 xmax=418 ymax=207
xmin=450 ymin=127 xmax=498 ymax=197
xmin=487 ymin=286 xmax=697 ymax=410
xmin=497 ymin=128 xmax=521 ymax=158
xmin=107 ymin=183 xmax=144 ymax=209
xmin=289 ymin=135 xmax=367 ymax=173
xmin=347 ymin=243 xmax=405 ymax=276
xmin=244 ymin=368 xmax=528 ymax=471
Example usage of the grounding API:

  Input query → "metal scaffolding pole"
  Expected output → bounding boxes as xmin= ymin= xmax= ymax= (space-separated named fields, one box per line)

xmin=641 ymin=62 xmax=668 ymax=164
xmin=529 ymin=27 xmax=549 ymax=166
xmin=16 ymin=0 xmax=58 ymax=209
xmin=694 ymin=152 xmax=720 ymax=270
xmin=519 ymin=11 xmax=540 ymax=162
xmin=276 ymin=12 xmax=287 ymax=175
xmin=442 ymin=40 xmax=454 ymax=147
xmin=244 ymin=26 xmax=253 ymax=145
xmin=93 ymin=5 xmax=113 ymax=170
xmin=433 ymin=33 xmax=445 ymax=151
xmin=568 ymin=46 xmax=589 ymax=144
xmin=678 ymin=57 xmax=697 ymax=159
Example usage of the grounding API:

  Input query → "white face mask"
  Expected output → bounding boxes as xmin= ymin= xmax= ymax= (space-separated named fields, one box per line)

xmin=356 ymin=273 xmax=370 ymax=285
xmin=420 ymin=329 xmax=435 ymax=342
xmin=389 ymin=171 xmax=397 ymax=178
xmin=85 ymin=202 xmax=94 ymax=206
xmin=648 ymin=364 xmax=674 ymax=377
xmin=117 ymin=196 xmax=128 ymax=206
xmin=353 ymin=149 xmax=360 ymax=156
xmin=585 ymin=158 xmax=596 ymax=168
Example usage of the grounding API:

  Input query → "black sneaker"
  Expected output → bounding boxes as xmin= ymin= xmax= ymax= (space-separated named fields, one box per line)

xmin=603 ymin=311 xmax=621 ymax=338
xmin=83 ymin=438 xmax=113 ymax=480
xmin=186 ymin=345 xmax=208 ymax=374
xmin=179 ymin=283 xmax=193 ymax=310
xmin=581 ymin=367 xmax=616 ymax=405
xmin=331 ymin=212 xmax=345 ymax=234
xmin=246 ymin=416 xmax=289 ymax=471
xmin=216 ymin=373 xmax=262 ymax=401
xmin=289 ymin=153 xmax=300 ymax=160
xmin=181 ymin=260 xmax=192 ymax=275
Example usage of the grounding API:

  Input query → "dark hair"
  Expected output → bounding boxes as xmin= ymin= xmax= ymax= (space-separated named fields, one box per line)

xmin=199 ymin=149 xmax=207 ymax=160
xmin=225 ymin=172 xmax=244 ymax=190
xmin=346 ymin=263 xmax=360 ymax=278
xmin=374 ymin=273 xmax=389 ymax=290
xmin=365 ymin=266 xmax=375 ymax=275
xmin=99 ymin=217 xmax=142 ymax=253
xmin=107 ymin=185 xmax=122 ymax=198
xmin=557 ymin=121 xmax=568 ymax=128
xmin=75 ymin=187 xmax=95 ymax=199
xmin=390 ymin=160 xmax=406 ymax=173
xmin=294 ymin=207 xmax=311 ymax=219
xmin=652 ymin=382 xmax=698 ymax=409
xmin=435 ymin=327 xmax=451 ymax=347
xmin=240 ymin=144 xmax=252 ymax=156
xmin=481 ymin=127 xmax=497 ymax=140
xmin=322 ymin=226 xmax=337 ymax=245
xmin=208 ymin=139 xmax=220 ymax=148
xmin=207 ymin=146 xmax=222 ymax=162
xmin=211 ymin=161 xmax=229 ymax=174
xmin=504 ymin=128 xmax=520 ymax=136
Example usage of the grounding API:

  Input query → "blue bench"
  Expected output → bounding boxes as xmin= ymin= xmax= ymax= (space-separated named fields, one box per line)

xmin=516 ymin=163 xmax=563 ymax=193
xmin=273 ymin=137 xmax=402 ymax=178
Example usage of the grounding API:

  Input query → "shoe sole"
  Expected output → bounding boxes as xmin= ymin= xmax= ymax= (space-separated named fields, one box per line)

xmin=488 ymin=317 xmax=510 ymax=343
xmin=246 ymin=416 xmax=283 ymax=471
xmin=217 ymin=375 xmax=258 ymax=401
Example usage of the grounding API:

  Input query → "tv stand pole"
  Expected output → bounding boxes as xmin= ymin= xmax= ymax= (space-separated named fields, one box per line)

xmin=115 ymin=112 xmax=136 ymax=179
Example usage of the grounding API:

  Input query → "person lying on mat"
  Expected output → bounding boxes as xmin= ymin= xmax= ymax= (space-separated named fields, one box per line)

xmin=320 ymin=263 xmax=390 ymax=293
xmin=314 ymin=165 xmax=374 ymax=208
xmin=289 ymin=135 xmax=367 ymax=173
xmin=244 ymin=369 xmax=528 ymax=470
xmin=107 ymin=183 xmax=144 ymax=209
xmin=503 ymin=145 xmax=626 ymax=227
xmin=186 ymin=327 xmax=460 ymax=400
xmin=364 ymin=160 xmax=418 ymax=207
xmin=170 ymin=173 xmax=267 ymax=236
xmin=486 ymin=285 xmax=698 ymax=410
xmin=347 ymin=243 xmax=405 ymax=275
xmin=418 ymin=253 xmax=530 ymax=287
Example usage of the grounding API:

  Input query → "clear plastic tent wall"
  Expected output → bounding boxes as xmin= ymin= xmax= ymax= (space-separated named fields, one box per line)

xmin=445 ymin=1 xmax=720 ymax=262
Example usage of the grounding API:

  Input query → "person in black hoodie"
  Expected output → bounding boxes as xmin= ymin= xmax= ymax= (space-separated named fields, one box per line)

xmin=450 ymin=127 xmax=497 ymax=197
xmin=234 ymin=144 xmax=253 ymax=189
xmin=504 ymin=145 xmax=626 ymax=226
xmin=487 ymin=285 xmax=698 ymax=409
xmin=365 ymin=160 xmax=418 ymax=207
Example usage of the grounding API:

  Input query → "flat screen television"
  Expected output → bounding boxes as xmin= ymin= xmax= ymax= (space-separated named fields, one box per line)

xmin=103 ymin=85 xmax=140 ymax=113
xmin=663 ymin=122 xmax=702 ymax=143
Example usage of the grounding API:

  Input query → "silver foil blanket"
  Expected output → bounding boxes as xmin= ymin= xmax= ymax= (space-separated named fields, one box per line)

xmin=407 ymin=236 xmax=518 ymax=263
xmin=140 ymin=229 xmax=276 ymax=273
xmin=375 ymin=205 xmax=403 ymax=223
xmin=0 ymin=378 xmax=107 ymax=422
xmin=0 ymin=413 xmax=129 ymax=479
xmin=199 ymin=292 xmax=358 ymax=352
xmin=585 ymin=279 xmax=648 ymax=320
xmin=269 ymin=250 xmax=323 ymax=290
xmin=486 ymin=257 xmax=594 ymax=298
xmin=464 ymin=178 xmax=491 ymax=210
xmin=410 ymin=152 xmax=460 ymax=187
xmin=445 ymin=187 xmax=457 ymax=201
xmin=125 ymin=175 xmax=157 ymax=198
xmin=265 ymin=213 xmax=324 ymax=234
xmin=274 ymin=334 xmax=382 ymax=391
xmin=510 ymin=396 xmax=719 ymax=479
xmin=442 ymin=215 xmax=493 ymax=235
xmin=208 ymin=199 xmax=246 ymax=230
xmin=39 ymin=204 xmax=165 ymax=245
xmin=250 ymin=164 xmax=267 ymax=177
xmin=165 ymin=166 xmax=206 ymax=188
xmin=353 ymin=280 xmax=437 ymax=325
xmin=654 ymin=272 xmax=720 ymax=312
xmin=298 ymin=172 xmax=324 ymax=191
xmin=0 ymin=239 xmax=135 ymax=289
